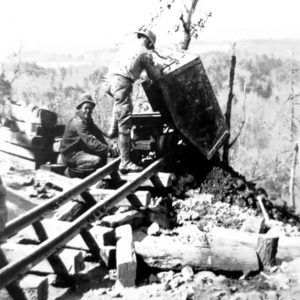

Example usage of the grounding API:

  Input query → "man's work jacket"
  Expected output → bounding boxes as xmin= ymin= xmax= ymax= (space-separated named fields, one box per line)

xmin=60 ymin=111 xmax=108 ymax=157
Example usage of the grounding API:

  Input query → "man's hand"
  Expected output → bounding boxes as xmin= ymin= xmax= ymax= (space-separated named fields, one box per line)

xmin=108 ymin=140 xmax=120 ymax=158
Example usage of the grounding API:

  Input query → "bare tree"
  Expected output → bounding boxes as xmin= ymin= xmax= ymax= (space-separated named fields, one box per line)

xmin=152 ymin=0 xmax=211 ymax=50
xmin=288 ymin=54 xmax=299 ymax=210
xmin=222 ymin=44 xmax=237 ymax=165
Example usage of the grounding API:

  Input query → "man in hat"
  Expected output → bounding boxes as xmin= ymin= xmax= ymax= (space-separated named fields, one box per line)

xmin=60 ymin=93 xmax=109 ymax=178
xmin=105 ymin=28 xmax=162 ymax=174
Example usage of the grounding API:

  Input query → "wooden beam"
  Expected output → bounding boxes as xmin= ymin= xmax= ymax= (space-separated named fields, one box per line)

xmin=115 ymin=225 xmax=136 ymax=287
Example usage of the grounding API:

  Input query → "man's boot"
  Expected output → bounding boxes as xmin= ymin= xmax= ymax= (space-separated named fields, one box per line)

xmin=118 ymin=133 xmax=142 ymax=174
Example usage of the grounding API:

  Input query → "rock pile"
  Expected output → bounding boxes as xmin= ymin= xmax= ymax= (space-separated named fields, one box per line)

xmin=173 ymin=162 xmax=300 ymax=230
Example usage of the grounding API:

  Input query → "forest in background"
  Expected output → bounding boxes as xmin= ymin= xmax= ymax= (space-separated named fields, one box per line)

xmin=2 ymin=39 xmax=300 ymax=206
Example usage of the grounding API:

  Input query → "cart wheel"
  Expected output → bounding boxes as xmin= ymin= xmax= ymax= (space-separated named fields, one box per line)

xmin=155 ymin=132 xmax=177 ymax=157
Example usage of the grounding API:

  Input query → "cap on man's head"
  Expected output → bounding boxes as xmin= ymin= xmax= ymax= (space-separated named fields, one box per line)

xmin=136 ymin=28 xmax=156 ymax=49
xmin=76 ymin=93 xmax=96 ymax=110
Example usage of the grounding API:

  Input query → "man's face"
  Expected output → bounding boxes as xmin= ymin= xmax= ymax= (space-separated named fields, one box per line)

xmin=79 ymin=102 xmax=94 ymax=119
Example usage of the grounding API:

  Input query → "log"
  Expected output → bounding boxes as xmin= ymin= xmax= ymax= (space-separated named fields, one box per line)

xmin=210 ymin=227 xmax=300 ymax=261
xmin=115 ymin=225 xmax=137 ymax=287
xmin=133 ymin=233 xmax=259 ymax=272
xmin=256 ymin=236 xmax=279 ymax=269
xmin=1 ymin=242 xmax=85 ymax=275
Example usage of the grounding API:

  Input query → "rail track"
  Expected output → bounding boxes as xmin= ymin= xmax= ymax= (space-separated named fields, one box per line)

xmin=0 ymin=156 xmax=168 ymax=300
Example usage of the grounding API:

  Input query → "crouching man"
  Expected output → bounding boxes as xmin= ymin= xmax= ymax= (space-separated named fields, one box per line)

xmin=60 ymin=93 xmax=109 ymax=178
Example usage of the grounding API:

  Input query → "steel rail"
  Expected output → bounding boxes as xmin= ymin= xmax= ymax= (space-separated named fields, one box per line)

xmin=0 ymin=157 xmax=165 ymax=289
xmin=0 ymin=158 xmax=121 ymax=240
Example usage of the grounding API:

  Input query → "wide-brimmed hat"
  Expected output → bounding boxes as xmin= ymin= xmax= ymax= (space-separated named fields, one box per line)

xmin=76 ymin=93 xmax=96 ymax=110
xmin=136 ymin=28 xmax=156 ymax=49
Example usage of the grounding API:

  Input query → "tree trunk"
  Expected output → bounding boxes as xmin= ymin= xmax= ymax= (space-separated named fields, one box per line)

xmin=134 ymin=234 xmax=259 ymax=272
xmin=256 ymin=236 xmax=279 ymax=269
xmin=210 ymin=227 xmax=300 ymax=261
xmin=289 ymin=143 xmax=298 ymax=209
xmin=222 ymin=46 xmax=236 ymax=165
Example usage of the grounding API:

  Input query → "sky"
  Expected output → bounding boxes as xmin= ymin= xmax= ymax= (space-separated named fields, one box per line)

xmin=0 ymin=0 xmax=299 ymax=59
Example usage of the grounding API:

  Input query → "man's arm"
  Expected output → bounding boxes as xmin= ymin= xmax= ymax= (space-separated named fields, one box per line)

xmin=141 ymin=52 xmax=163 ymax=81
xmin=77 ymin=121 xmax=108 ymax=153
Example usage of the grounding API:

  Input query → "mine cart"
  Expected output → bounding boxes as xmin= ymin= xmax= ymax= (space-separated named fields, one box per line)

xmin=136 ymin=56 xmax=228 ymax=160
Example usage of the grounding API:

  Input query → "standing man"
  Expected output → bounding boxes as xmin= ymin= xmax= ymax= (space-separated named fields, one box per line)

xmin=60 ymin=93 xmax=109 ymax=178
xmin=106 ymin=28 xmax=162 ymax=174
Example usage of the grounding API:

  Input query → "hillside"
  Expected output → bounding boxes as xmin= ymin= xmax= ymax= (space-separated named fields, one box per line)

xmin=3 ymin=39 xmax=300 ymax=208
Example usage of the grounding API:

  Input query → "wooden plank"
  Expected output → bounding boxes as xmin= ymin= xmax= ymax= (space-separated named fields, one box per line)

xmin=115 ymin=225 xmax=136 ymax=287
